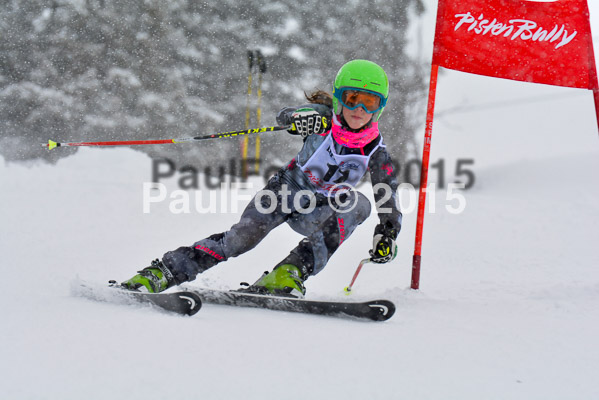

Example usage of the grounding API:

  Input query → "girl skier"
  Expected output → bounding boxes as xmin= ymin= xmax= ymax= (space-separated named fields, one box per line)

xmin=122 ymin=59 xmax=402 ymax=297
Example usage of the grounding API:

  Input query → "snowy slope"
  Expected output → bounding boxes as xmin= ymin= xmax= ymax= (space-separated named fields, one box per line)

xmin=2 ymin=3 xmax=599 ymax=399
xmin=1 ymin=112 xmax=598 ymax=400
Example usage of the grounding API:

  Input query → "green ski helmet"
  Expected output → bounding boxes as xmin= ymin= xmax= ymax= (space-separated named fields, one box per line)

xmin=332 ymin=59 xmax=389 ymax=122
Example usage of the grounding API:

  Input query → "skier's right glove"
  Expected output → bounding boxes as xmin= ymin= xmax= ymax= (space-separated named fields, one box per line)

xmin=290 ymin=108 xmax=327 ymax=138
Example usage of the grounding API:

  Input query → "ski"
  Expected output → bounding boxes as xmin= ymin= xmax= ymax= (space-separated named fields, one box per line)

xmin=72 ymin=280 xmax=394 ymax=321
xmin=72 ymin=280 xmax=202 ymax=316
xmin=113 ymin=290 xmax=202 ymax=316
xmin=186 ymin=287 xmax=395 ymax=322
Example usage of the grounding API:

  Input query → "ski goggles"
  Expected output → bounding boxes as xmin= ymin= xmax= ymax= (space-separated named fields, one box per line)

xmin=334 ymin=87 xmax=387 ymax=114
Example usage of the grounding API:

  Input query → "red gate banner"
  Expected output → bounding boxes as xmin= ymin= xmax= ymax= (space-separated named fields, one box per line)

xmin=412 ymin=0 xmax=598 ymax=290
xmin=433 ymin=0 xmax=597 ymax=89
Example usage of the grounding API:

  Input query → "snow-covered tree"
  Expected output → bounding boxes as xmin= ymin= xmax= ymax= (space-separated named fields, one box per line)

xmin=0 ymin=0 xmax=426 ymax=174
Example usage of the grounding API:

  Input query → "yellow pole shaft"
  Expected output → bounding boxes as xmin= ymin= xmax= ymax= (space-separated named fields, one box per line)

xmin=255 ymin=71 xmax=263 ymax=173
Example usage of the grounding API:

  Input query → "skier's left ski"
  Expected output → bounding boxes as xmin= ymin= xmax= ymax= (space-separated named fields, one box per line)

xmin=71 ymin=280 xmax=202 ymax=316
xmin=185 ymin=287 xmax=395 ymax=321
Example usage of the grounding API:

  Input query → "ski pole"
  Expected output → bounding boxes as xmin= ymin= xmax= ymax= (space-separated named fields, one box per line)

xmin=42 ymin=125 xmax=290 ymax=150
xmin=244 ymin=50 xmax=255 ymax=131
xmin=254 ymin=50 xmax=266 ymax=174
xmin=242 ymin=50 xmax=255 ymax=173
xmin=343 ymin=258 xmax=372 ymax=294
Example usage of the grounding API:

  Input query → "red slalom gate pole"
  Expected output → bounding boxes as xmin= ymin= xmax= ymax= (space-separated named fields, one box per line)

xmin=411 ymin=64 xmax=440 ymax=290
xmin=587 ymin=21 xmax=599 ymax=135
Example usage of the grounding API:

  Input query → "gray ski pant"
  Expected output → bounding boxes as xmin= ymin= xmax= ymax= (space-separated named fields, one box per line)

xmin=162 ymin=173 xmax=371 ymax=283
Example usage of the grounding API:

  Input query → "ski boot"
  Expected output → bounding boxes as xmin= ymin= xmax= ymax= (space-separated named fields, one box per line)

xmin=121 ymin=259 xmax=176 ymax=293
xmin=243 ymin=264 xmax=307 ymax=298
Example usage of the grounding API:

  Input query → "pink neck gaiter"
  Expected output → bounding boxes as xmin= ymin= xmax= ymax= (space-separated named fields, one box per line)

xmin=331 ymin=114 xmax=379 ymax=148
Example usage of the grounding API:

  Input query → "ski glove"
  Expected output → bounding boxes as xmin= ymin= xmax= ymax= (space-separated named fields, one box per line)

xmin=370 ymin=234 xmax=398 ymax=264
xmin=290 ymin=108 xmax=327 ymax=138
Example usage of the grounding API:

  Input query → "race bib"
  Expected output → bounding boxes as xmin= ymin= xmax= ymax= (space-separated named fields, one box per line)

xmin=300 ymin=134 xmax=380 ymax=196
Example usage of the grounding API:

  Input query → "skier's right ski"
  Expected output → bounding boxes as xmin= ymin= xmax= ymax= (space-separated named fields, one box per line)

xmin=72 ymin=280 xmax=202 ymax=316
xmin=111 ymin=288 xmax=202 ymax=316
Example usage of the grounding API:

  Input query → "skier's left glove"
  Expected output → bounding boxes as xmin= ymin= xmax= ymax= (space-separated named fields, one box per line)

xmin=370 ymin=234 xmax=398 ymax=264
xmin=290 ymin=108 xmax=327 ymax=138
xmin=369 ymin=222 xmax=399 ymax=264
